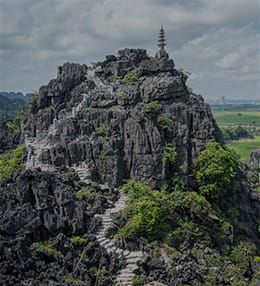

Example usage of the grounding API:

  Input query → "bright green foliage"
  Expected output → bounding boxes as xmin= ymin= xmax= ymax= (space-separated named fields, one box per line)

xmin=6 ymin=110 xmax=21 ymax=133
xmin=70 ymin=236 xmax=88 ymax=245
xmin=34 ymin=241 xmax=63 ymax=256
xmin=0 ymin=145 xmax=24 ymax=181
xmin=119 ymin=186 xmax=171 ymax=240
xmin=119 ymin=180 xmax=212 ymax=242
xmin=132 ymin=275 xmax=144 ymax=286
xmin=117 ymin=69 xmax=141 ymax=85
xmin=121 ymin=179 xmax=151 ymax=202
xmin=163 ymin=144 xmax=178 ymax=164
xmin=144 ymin=101 xmax=160 ymax=119
xmin=63 ymin=276 xmax=84 ymax=283
xmin=157 ymin=116 xmax=174 ymax=131
xmin=195 ymin=142 xmax=239 ymax=199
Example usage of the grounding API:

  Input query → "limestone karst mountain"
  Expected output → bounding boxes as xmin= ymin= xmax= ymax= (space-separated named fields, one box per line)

xmin=21 ymin=47 xmax=222 ymax=189
xmin=0 ymin=30 xmax=259 ymax=286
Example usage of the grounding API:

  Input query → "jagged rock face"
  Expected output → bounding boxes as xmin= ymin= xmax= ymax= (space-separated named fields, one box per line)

xmin=21 ymin=48 xmax=223 ymax=187
xmin=0 ymin=169 xmax=111 ymax=238
xmin=250 ymin=149 xmax=260 ymax=167
xmin=0 ymin=169 xmax=119 ymax=285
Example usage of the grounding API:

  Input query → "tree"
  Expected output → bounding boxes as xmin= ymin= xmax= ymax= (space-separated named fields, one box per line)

xmin=195 ymin=142 xmax=239 ymax=199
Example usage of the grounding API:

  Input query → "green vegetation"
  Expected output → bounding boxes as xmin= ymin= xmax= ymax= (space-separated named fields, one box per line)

xmin=221 ymin=126 xmax=254 ymax=141
xmin=117 ymin=180 xmax=211 ymax=242
xmin=116 ymin=69 xmax=142 ymax=85
xmin=43 ymin=105 xmax=54 ymax=111
xmin=213 ymin=111 xmax=260 ymax=125
xmin=34 ymin=241 xmax=63 ymax=256
xmin=163 ymin=144 xmax=178 ymax=164
xmin=63 ymin=275 xmax=84 ymax=283
xmin=212 ymin=107 xmax=260 ymax=162
xmin=187 ymin=86 xmax=193 ymax=93
xmin=228 ymin=136 xmax=260 ymax=161
xmin=196 ymin=142 xmax=239 ymax=199
xmin=132 ymin=275 xmax=144 ymax=286
xmin=144 ymin=100 xmax=160 ymax=119
xmin=157 ymin=116 xmax=174 ymax=131
xmin=82 ymin=107 xmax=92 ymax=112
xmin=99 ymin=153 xmax=107 ymax=160
xmin=6 ymin=109 xmax=21 ymax=133
xmin=28 ymin=94 xmax=39 ymax=107
xmin=0 ymin=94 xmax=27 ymax=117
xmin=75 ymin=186 xmax=97 ymax=199
xmin=70 ymin=236 xmax=88 ymax=245
xmin=0 ymin=145 xmax=24 ymax=181
xmin=230 ymin=242 xmax=256 ymax=274
xmin=117 ymin=91 xmax=125 ymax=97
xmin=177 ymin=68 xmax=191 ymax=77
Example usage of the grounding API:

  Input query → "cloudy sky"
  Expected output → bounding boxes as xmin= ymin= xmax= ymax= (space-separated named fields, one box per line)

xmin=1 ymin=0 xmax=259 ymax=100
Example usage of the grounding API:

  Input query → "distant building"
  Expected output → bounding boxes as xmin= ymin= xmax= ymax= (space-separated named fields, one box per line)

xmin=220 ymin=96 xmax=225 ymax=105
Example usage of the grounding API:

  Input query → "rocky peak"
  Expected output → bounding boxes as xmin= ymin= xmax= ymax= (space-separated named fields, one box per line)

xmin=21 ymin=47 xmax=222 ymax=188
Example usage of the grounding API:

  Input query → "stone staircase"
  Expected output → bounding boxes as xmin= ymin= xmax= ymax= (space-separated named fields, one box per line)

xmin=24 ymin=68 xmax=118 ymax=171
xmin=23 ymin=70 xmax=146 ymax=284
xmin=75 ymin=168 xmax=145 ymax=286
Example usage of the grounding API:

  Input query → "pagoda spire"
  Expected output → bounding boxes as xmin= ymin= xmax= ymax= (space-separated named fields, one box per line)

xmin=158 ymin=25 xmax=166 ymax=49
xmin=155 ymin=25 xmax=169 ymax=59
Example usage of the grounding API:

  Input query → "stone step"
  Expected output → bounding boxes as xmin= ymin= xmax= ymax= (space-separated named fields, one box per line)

xmin=116 ymin=276 xmax=134 ymax=282
xmin=126 ymin=251 xmax=143 ymax=258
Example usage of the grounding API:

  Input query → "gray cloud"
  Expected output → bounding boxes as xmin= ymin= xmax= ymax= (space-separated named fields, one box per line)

xmin=0 ymin=0 xmax=259 ymax=100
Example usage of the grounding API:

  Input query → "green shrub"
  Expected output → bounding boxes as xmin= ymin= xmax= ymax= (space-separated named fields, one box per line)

xmin=230 ymin=242 xmax=256 ymax=274
xmin=157 ymin=116 xmax=174 ymax=131
xmin=75 ymin=186 xmax=97 ymax=199
xmin=117 ymin=69 xmax=141 ymax=85
xmin=117 ymin=91 xmax=125 ymax=97
xmin=121 ymin=179 xmax=151 ymax=202
xmin=144 ymin=101 xmax=160 ymax=119
xmin=0 ymin=145 xmax=24 ymax=181
xmin=119 ymin=181 xmax=171 ymax=240
xmin=70 ymin=236 xmax=88 ymax=245
xmin=169 ymin=191 xmax=211 ymax=219
xmin=34 ymin=241 xmax=63 ymax=256
xmin=132 ymin=275 xmax=144 ymax=286
xmin=99 ymin=153 xmax=106 ymax=160
xmin=28 ymin=95 xmax=39 ymax=106
xmin=170 ymin=217 xmax=202 ymax=243
xmin=118 ymin=189 xmax=170 ymax=240
xmin=187 ymin=86 xmax=193 ymax=93
xmin=163 ymin=144 xmax=178 ymax=164
xmin=63 ymin=276 xmax=84 ymax=283
xmin=195 ymin=142 xmax=239 ymax=199
xmin=118 ymin=180 xmax=212 ymax=242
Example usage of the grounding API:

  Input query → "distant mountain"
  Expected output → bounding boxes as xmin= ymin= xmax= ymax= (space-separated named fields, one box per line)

xmin=0 ymin=93 xmax=29 ymax=117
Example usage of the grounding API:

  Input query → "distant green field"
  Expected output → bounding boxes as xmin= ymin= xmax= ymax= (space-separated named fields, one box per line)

xmin=228 ymin=136 xmax=260 ymax=160
xmin=213 ymin=111 xmax=260 ymax=125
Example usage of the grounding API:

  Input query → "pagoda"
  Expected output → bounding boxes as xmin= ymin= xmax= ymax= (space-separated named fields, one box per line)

xmin=155 ymin=25 xmax=169 ymax=59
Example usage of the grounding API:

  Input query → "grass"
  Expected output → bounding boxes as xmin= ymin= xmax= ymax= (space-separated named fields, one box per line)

xmin=228 ymin=136 xmax=260 ymax=161
xmin=213 ymin=111 xmax=260 ymax=125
